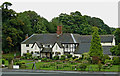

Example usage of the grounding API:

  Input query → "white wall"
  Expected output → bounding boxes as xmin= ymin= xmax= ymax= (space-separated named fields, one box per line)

xmin=52 ymin=43 xmax=64 ymax=57
xmin=21 ymin=43 xmax=41 ymax=56
xmin=21 ymin=44 xmax=33 ymax=56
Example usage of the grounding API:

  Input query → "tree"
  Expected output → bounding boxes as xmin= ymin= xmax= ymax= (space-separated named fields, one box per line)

xmin=110 ymin=43 xmax=120 ymax=56
xmin=2 ymin=2 xmax=12 ymax=9
xmin=89 ymin=27 xmax=103 ymax=57
xmin=114 ymin=28 xmax=120 ymax=45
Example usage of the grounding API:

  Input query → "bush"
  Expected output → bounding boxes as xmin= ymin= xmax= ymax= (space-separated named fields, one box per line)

xmin=82 ymin=60 xmax=89 ymax=64
xmin=105 ymin=59 xmax=113 ymax=64
xmin=53 ymin=56 xmax=59 ymax=60
xmin=92 ymin=56 xmax=100 ymax=64
xmin=82 ymin=53 xmax=90 ymax=60
xmin=74 ymin=58 xmax=79 ymax=61
xmin=67 ymin=54 xmax=72 ymax=58
xmin=41 ymin=58 xmax=47 ymax=61
xmin=103 ymin=55 xmax=110 ymax=60
xmin=79 ymin=63 xmax=87 ymax=71
xmin=98 ymin=62 xmax=102 ymax=71
xmin=2 ymin=59 xmax=5 ymax=64
xmin=20 ymin=56 xmax=26 ymax=59
xmin=60 ymin=55 xmax=66 ymax=60
xmin=101 ymin=55 xmax=111 ymax=64
xmin=113 ymin=57 xmax=120 ymax=65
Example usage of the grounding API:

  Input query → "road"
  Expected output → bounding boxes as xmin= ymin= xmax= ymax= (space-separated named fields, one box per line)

xmin=1 ymin=72 xmax=119 ymax=76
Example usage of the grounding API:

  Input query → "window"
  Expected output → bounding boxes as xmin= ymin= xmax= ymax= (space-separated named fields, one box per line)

xmin=35 ymin=45 xmax=37 ymax=50
xmin=27 ymin=50 xmax=29 ymax=53
xmin=56 ymin=45 xmax=57 ymax=50
xmin=26 ymin=44 xmax=29 ymax=47
xmin=48 ymin=45 xmax=50 ymax=47
xmin=66 ymin=45 xmax=68 ymax=48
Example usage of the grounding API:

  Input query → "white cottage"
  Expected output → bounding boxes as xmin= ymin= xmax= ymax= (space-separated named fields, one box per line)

xmin=21 ymin=26 xmax=115 ymax=58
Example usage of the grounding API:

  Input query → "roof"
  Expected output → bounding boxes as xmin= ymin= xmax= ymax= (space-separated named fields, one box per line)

xmin=41 ymin=48 xmax=52 ymax=53
xmin=74 ymin=43 xmax=112 ymax=55
xmin=73 ymin=34 xmax=114 ymax=43
xmin=21 ymin=33 xmax=74 ymax=44
xmin=31 ymin=41 xmax=42 ymax=48
xmin=21 ymin=33 xmax=114 ymax=55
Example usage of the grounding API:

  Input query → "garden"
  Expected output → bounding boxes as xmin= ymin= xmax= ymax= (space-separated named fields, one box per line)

xmin=1 ymin=53 xmax=120 ymax=72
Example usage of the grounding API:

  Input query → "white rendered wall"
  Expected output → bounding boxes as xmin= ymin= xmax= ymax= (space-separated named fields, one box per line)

xmin=52 ymin=43 xmax=64 ymax=57
xmin=21 ymin=43 xmax=41 ymax=56
xmin=21 ymin=44 xmax=33 ymax=56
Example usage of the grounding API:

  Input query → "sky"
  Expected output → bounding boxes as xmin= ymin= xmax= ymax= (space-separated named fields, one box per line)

xmin=0 ymin=0 xmax=119 ymax=28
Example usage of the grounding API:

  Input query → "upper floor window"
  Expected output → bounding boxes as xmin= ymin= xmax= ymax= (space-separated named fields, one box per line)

xmin=26 ymin=44 xmax=29 ymax=47
xmin=56 ymin=45 xmax=57 ymax=50
xmin=35 ymin=45 xmax=37 ymax=50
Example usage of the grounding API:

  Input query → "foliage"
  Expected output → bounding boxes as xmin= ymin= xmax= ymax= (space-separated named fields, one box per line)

xmin=98 ymin=62 xmax=102 ymax=71
xmin=67 ymin=54 xmax=72 ymax=58
xmin=2 ymin=59 xmax=5 ymax=64
xmin=105 ymin=59 xmax=113 ymax=64
xmin=101 ymin=55 xmax=110 ymax=64
xmin=110 ymin=44 xmax=120 ymax=56
xmin=53 ymin=56 xmax=59 ymax=60
xmin=41 ymin=58 xmax=47 ymax=62
xmin=112 ymin=57 xmax=120 ymax=65
xmin=89 ymin=27 xmax=103 ymax=57
xmin=92 ymin=56 xmax=100 ymax=64
xmin=79 ymin=63 xmax=87 ymax=71
xmin=114 ymin=28 xmax=120 ymax=45
xmin=60 ymin=55 xmax=66 ymax=60
xmin=82 ymin=53 xmax=91 ymax=63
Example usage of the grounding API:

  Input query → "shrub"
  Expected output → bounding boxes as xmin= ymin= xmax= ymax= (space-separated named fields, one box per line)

xmin=98 ymin=62 xmax=102 ymax=71
xmin=74 ymin=58 xmax=79 ymax=61
xmin=105 ymin=59 xmax=113 ymax=64
xmin=20 ymin=56 xmax=26 ymax=59
xmin=92 ymin=56 xmax=100 ymax=64
xmin=113 ymin=57 xmax=120 ymax=65
xmin=103 ymin=55 xmax=110 ymax=60
xmin=60 ymin=55 xmax=66 ymax=60
xmin=82 ymin=60 xmax=89 ymax=64
xmin=41 ymin=58 xmax=47 ymax=61
xmin=83 ymin=53 xmax=90 ymax=60
xmin=53 ymin=56 xmax=59 ymax=60
xmin=2 ymin=59 xmax=5 ymax=64
xmin=67 ymin=54 xmax=72 ymax=58
xmin=79 ymin=63 xmax=87 ymax=71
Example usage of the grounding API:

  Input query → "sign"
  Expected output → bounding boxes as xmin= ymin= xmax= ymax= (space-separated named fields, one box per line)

xmin=13 ymin=65 xmax=19 ymax=69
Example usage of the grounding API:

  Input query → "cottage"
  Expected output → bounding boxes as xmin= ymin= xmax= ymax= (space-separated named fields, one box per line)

xmin=21 ymin=26 xmax=115 ymax=58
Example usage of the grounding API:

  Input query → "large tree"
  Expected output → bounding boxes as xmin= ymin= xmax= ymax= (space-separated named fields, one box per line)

xmin=89 ymin=27 xmax=103 ymax=57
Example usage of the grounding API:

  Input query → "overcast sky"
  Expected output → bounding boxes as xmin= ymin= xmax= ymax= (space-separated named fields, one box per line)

xmin=0 ymin=0 xmax=119 ymax=28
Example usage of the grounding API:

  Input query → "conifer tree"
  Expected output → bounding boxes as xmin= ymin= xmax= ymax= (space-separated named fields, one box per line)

xmin=89 ymin=27 xmax=103 ymax=57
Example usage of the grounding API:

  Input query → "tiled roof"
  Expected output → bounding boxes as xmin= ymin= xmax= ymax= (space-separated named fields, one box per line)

xmin=41 ymin=48 xmax=52 ymax=53
xmin=21 ymin=33 xmax=114 ymax=55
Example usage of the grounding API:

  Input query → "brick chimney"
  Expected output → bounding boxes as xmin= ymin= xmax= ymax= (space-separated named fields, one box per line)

xmin=25 ymin=34 xmax=28 ymax=39
xmin=57 ymin=25 xmax=62 ymax=36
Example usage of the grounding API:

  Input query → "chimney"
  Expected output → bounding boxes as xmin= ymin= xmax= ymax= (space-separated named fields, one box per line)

xmin=57 ymin=25 xmax=62 ymax=36
xmin=25 ymin=34 xmax=28 ymax=39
